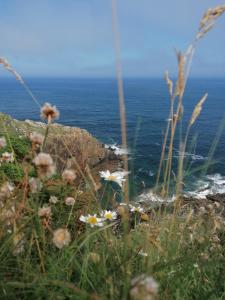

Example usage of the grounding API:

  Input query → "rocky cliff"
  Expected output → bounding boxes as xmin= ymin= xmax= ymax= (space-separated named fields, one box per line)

xmin=0 ymin=113 xmax=123 ymax=178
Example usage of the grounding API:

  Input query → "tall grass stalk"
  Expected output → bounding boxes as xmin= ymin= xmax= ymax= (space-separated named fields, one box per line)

xmin=156 ymin=5 xmax=225 ymax=199
xmin=112 ymin=0 xmax=129 ymax=204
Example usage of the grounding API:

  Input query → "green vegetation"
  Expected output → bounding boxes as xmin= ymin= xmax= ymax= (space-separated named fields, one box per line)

xmin=0 ymin=116 xmax=225 ymax=300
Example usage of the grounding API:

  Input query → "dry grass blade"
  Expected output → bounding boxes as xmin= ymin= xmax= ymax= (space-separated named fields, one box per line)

xmin=164 ymin=71 xmax=173 ymax=98
xmin=189 ymin=93 xmax=208 ymax=126
xmin=0 ymin=56 xmax=41 ymax=108
xmin=198 ymin=5 xmax=225 ymax=39
xmin=111 ymin=0 xmax=129 ymax=203
xmin=0 ymin=57 xmax=24 ymax=84
xmin=175 ymin=51 xmax=185 ymax=97
xmin=200 ymin=5 xmax=225 ymax=29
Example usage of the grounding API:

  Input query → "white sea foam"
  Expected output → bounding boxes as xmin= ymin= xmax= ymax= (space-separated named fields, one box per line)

xmin=185 ymin=173 xmax=225 ymax=199
xmin=105 ymin=143 xmax=129 ymax=156
xmin=137 ymin=190 xmax=174 ymax=204
xmin=175 ymin=150 xmax=207 ymax=161
xmin=137 ymin=173 xmax=225 ymax=203
xmin=138 ymin=168 xmax=155 ymax=177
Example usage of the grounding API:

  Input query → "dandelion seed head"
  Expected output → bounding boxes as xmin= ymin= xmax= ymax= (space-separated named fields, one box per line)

xmin=65 ymin=197 xmax=75 ymax=206
xmin=30 ymin=132 xmax=44 ymax=149
xmin=33 ymin=153 xmax=55 ymax=178
xmin=62 ymin=169 xmax=76 ymax=184
xmin=40 ymin=102 xmax=59 ymax=123
xmin=38 ymin=206 xmax=52 ymax=218
xmin=52 ymin=228 xmax=71 ymax=249
xmin=130 ymin=275 xmax=158 ymax=300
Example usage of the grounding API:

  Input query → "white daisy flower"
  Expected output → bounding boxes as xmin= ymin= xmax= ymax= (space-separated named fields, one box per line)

xmin=129 ymin=205 xmax=144 ymax=213
xmin=79 ymin=214 xmax=104 ymax=227
xmin=101 ymin=210 xmax=117 ymax=221
xmin=99 ymin=170 xmax=129 ymax=187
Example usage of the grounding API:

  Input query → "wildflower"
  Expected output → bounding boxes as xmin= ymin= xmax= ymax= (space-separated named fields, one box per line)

xmin=30 ymin=132 xmax=44 ymax=149
xmin=130 ymin=274 xmax=158 ymax=300
xmin=65 ymin=197 xmax=75 ymax=206
xmin=99 ymin=170 xmax=129 ymax=187
xmin=38 ymin=206 xmax=52 ymax=218
xmin=101 ymin=210 xmax=117 ymax=221
xmin=62 ymin=169 xmax=76 ymax=184
xmin=29 ymin=177 xmax=43 ymax=193
xmin=1 ymin=152 xmax=14 ymax=163
xmin=40 ymin=102 xmax=59 ymax=123
xmin=0 ymin=137 xmax=7 ymax=149
xmin=49 ymin=196 xmax=59 ymax=204
xmin=129 ymin=205 xmax=144 ymax=213
xmin=79 ymin=214 xmax=104 ymax=227
xmin=52 ymin=228 xmax=71 ymax=249
xmin=33 ymin=152 xmax=55 ymax=178
xmin=89 ymin=252 xmax=100 ymax=263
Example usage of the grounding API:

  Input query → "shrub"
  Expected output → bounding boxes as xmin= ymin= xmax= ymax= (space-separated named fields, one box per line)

xmin=0 ymin=163 xmax=24 ymax=182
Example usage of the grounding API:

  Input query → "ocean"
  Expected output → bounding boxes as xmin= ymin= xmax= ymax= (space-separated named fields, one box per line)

xmin=0 ymin=77 xmax=225 ymax=198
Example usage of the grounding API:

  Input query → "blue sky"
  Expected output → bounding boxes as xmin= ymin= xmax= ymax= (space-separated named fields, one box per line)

xmin=0 ymin=0 xmax=225 ymax=78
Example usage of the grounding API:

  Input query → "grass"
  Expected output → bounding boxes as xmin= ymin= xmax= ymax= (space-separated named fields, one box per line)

xmin=1 ymin=3 xmax=225 ymax=300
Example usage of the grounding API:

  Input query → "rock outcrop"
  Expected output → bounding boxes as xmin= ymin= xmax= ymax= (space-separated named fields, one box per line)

xmin=0 ymin=113 xmax=123 ymax=175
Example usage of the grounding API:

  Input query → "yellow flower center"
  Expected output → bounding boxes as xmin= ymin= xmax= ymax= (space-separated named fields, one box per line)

xmin=87 ymin=216 xmax=97 ymax=225
xmin=105 ymin=213 xmax=113 ymax=220
xmin=108 ymin=175 xmax=116 ymax=181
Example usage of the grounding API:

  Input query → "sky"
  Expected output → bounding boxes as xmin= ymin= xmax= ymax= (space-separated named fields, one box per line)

xmin=0 ymin=0 xmax=225 ymax=78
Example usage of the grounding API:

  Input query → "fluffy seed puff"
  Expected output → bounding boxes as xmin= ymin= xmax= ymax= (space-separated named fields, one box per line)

xmin=38 ymin=206 xmax=52 ymax=218
xmin=65 ymin=197 xmax=75 ymax=206
xmin=33 ymin=153 xmax=55 ymax=179
xmin=29 ymin=132 xmax=44 ymax=150
xmin=40 ymin=102 xmax=59 ymax=123
xmin=52 ymin=228 xmax=71 ymax=249
xmin=62 ymin=169 xmax=76 ymax=184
